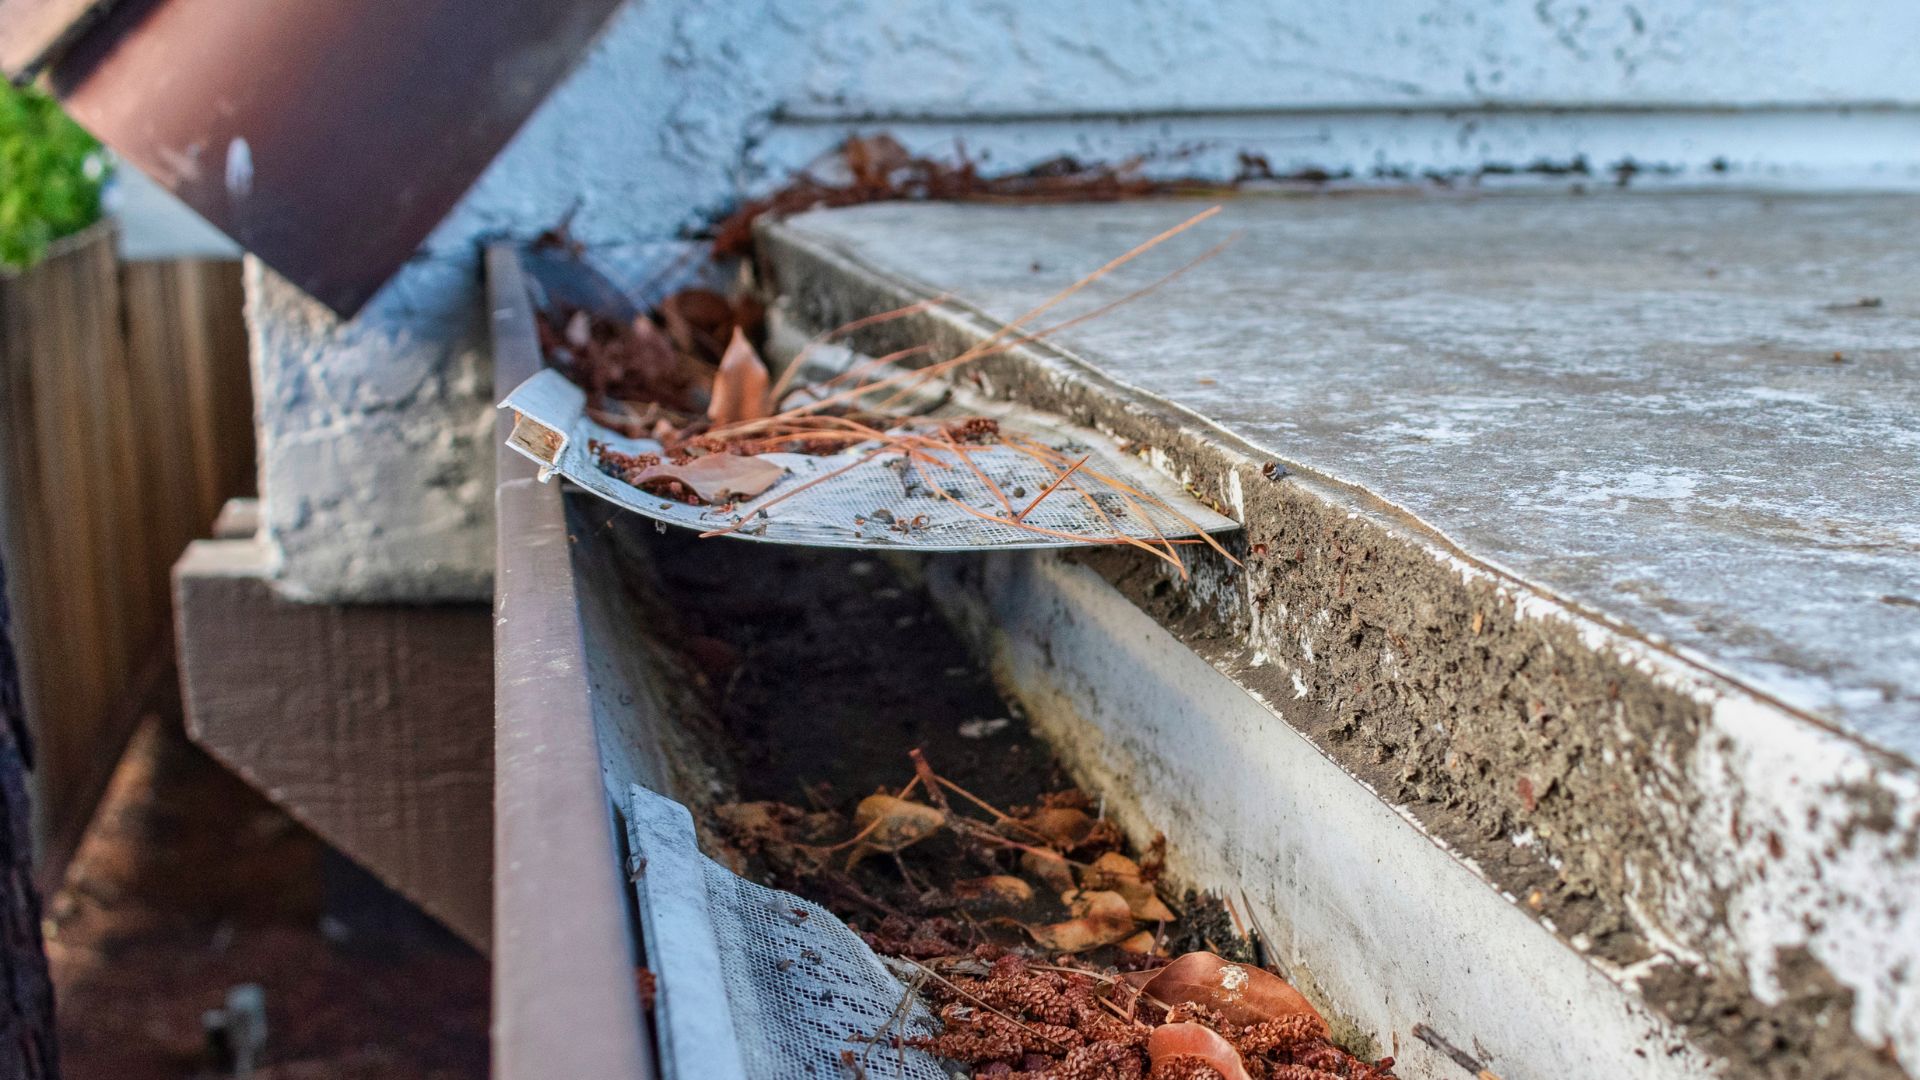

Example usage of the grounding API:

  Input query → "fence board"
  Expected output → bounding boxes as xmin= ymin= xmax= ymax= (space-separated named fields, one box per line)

xmin=120 ymin=259 xmax=255 ymax=619
xmin=0 ymin=224 xmax=252 ymax=881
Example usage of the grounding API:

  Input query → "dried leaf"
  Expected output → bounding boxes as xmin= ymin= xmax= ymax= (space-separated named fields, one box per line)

xmin=844 ymin=133 xmax=912 ymax=189
xmin=1021 ymin=848 xmax=1076 ymax=894
xmin=707 ymin=327 xmax=771 ymax=425
xmin=1066 ymin=885 xmax=1174 ymax=926
xmin=625 ymin=315 xmax=683 ymax=385
xmin=1076 ymin=852 xmax=1175 ymax=922
xmin=951 ymin=875 xmax=1034 ymax=908
xmin=853 ymin=794 xmax=944 ymax=850
xmin=713 ymin=801 xmax=789 ymax=842
xmin=1025 ymin=889 xmax=1134 ymax=953
xmin=712 ymin=801 xmax=832 ymax=876
xmin=709 ymin=135 xmax=1170 ymax=258
xmin=1147 ymin=1022 xmax=1254 ymax=1080
xmin=659 ymin=288 xmax=736 ymax=357
xmin=633 ymin=454 xmax=785 ymax=503
xmin=846 ymin=794 xmax=944 ymax=867
xmin=1080 ymin=851 xmax=1141 ymax=883
xmin=1126 ymin=952 xmax=1326 ymax=1034
xmin=1021 ymin=806 xmax=1095 ymax=849
xmin=1117 ymin=930 xmax=1161 ymax=956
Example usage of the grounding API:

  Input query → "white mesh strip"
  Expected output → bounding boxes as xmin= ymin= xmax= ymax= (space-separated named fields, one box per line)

xmin=501 ymin=367 xmax=1240 ymax=551
xmin=626 ymin=785 xmax=949 ymax=1080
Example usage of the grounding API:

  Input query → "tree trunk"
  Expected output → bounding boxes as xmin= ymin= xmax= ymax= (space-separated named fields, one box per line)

xmin=0 ymin=551 xmax=58 ymax=1078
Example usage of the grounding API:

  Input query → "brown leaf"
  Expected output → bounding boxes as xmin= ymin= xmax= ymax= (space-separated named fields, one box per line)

xmin=1117 ymin=930 xmax=1161 ymax=956
xmin=633 ymin=454 xmax=785 ymax=503
xmin=1146 ymin=1022 xmax=1254 ymax=1080
xmin=1080 ymin=851 xmax=1140 ymax=882
xmin=712 ymin=801 xmax=832 ymax=876
xmin=1076 ymin=852 xmax=1176 ymax=922
xmin=708 ymin=135 xmax=1171 ymax=258
xmin=844 ymin=133 xmax=912 ymax=189
xmin=706 ymin=327 xmax=771 ymax=425
xmin=1021 ymin=849 xmax=1076 ymax=894
xmin=1125 ymin=952 xmax=1326 ymax=1034
xmin=1025 ymin=889 xmax=1134 ymax=953
xmin=1021 ymin=806 xmax=1095 ymax=849
xmin=846 ymin=794 xmax=944 ymax=867
xmin=713 ymin=801 xmax=789 ymax=842
xmin=1066 ymin=885 xmax=1174 ymax=926
xmin=659 ymin=288 xmax=736 ymax=358
xmin=951 ymin=875 xmax=1034 ymax=908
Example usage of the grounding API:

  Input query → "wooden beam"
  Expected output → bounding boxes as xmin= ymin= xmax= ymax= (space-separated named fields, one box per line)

xmin=174 ymin=528 xmax=492 ymax=950
xmin=0 ymin=0 xmax=111 ymax=80
xmin=0 ymin=223 xmax=144 ymax=878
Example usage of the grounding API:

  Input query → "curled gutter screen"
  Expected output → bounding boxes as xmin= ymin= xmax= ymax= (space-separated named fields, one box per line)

xmin=44 ymin=0 xmax=625 ymax=317
xmin=497 ymin=361 xmax=1242 ymax=553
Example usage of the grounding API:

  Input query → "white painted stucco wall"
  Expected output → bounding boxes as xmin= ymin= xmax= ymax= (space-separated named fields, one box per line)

xmin=248 ymin=0 xmax=1920 ymax=601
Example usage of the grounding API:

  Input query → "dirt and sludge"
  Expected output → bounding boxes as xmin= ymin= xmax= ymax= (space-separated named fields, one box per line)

xmin=636 ymin=527 xmax=1393 ymax=1080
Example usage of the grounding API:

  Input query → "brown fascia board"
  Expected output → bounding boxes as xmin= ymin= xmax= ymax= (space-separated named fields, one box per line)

xmin=0 ymin=0 xmax=115 ymax=81
xmin=38 ymin=0 xmax=625 ymax=318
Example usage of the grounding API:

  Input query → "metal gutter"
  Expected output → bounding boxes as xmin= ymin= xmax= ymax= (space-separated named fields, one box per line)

xmin=488 ymin=245 xmax=656 ymax=1080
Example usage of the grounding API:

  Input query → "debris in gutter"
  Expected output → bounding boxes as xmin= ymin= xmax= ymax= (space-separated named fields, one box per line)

xmin=621 ymin=532 xmax=1394 ymax=1080
xmin=502 ymin=205 xmax=1243 ymax=568
xmin=709 ymin=134 xmax=1200 ymax=258
xmin=709 ymin=752 xmax=1393 ymax=1080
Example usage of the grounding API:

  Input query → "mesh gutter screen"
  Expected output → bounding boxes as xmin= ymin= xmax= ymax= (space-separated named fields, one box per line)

xmin=500 ymin=364 xmax=1239 ymax=552
xmin=624 ymin=785 xmax=948 ymax=1080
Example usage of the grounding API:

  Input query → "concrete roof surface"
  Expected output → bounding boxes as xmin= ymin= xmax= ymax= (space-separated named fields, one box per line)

xmin=782 ymin=192 xmax=1920 ymax=757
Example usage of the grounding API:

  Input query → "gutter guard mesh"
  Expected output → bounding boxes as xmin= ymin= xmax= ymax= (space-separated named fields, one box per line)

xmin=501 ymin=366 xmax=1240 ymax=551
xmin=625 ymin=784 xmax=948 ymax=1080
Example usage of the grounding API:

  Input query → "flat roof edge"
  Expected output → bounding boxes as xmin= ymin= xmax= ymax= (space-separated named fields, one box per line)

xmin=759 ymin=213 xmax=1920 ymax=1080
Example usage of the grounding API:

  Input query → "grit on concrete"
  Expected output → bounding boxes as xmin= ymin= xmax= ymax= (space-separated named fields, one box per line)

xmin=777 ymin=192 xmax=1920 ymax=755
xmin=46 ymin=704 xmax=487 ymax=1080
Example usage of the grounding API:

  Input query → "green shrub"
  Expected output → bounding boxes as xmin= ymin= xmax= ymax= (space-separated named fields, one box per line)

xmin=0 ymin=83 xmax=108 ymax=270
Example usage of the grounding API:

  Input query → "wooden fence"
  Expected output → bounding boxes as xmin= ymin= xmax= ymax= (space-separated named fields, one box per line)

xmin=0 ymin=221 xmax=253 ymax=883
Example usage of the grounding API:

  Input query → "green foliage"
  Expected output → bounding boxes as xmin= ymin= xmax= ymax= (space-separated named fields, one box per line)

xmin=0 ymin=83 xmax=107 ymax=270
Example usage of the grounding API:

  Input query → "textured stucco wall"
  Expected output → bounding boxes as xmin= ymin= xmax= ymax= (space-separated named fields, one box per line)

xmin=250 ymin=0 xmax=1920 ymax=601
